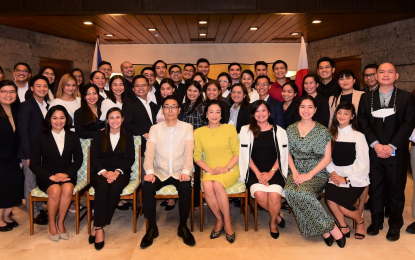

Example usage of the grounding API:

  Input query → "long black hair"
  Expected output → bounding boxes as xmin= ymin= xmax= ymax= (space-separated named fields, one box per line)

xmin=249 ymin=100 xmax=273 ymax=138
xmin=184 ymin=80 xmax=204 ymax=115
xmin=229 ymin=83 xmax=250 ymax=107
xmin=80 ymin=83 xmax=101 ymax=125
xmin=329 ymin=102 xmax=358 ymax=147
xmin=102 ymin=107 xmax=126 ymax=153
xmin=107 ymin=75 xmax=126 ymax=103
xmin=43 ymin=105 xmax=72 ymax=132
xmin=38 ymin=66 xmax=58 ymax=95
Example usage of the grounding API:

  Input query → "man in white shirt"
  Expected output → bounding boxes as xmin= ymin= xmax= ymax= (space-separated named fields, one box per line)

xmin=140 ymin=95 xmax=195 ymax=248
xmin=13 ymin=62 xmax=31 ymax=102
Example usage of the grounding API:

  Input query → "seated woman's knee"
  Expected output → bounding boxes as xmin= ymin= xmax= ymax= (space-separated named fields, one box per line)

xmin=47 ymin=185 xmax=62 ymax=199
xmin=61 ymin=184 xmax=74 ymax=197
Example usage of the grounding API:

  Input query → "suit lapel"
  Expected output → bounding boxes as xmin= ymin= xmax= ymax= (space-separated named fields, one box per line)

xmin=135 ymin=97 xmax=153 ymax=124
xmin=48 ymin=132 xmax=62 ymax=157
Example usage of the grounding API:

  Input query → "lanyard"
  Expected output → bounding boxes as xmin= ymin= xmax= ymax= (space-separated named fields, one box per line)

xmin=371 ymin=86 xmax=397 ymax=112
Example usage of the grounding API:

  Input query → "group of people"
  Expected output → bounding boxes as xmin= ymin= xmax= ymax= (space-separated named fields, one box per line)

xmin=1 ymin=57 xmax=415 ymax=251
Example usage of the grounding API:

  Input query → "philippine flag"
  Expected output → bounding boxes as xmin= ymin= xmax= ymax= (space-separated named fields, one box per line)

xmin=91 ymin=37 xmax=102 ymax=72
xmin=294 ymin=36 xmax=309 ymax=98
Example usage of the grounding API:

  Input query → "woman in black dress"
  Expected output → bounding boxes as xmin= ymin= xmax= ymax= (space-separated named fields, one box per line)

xmin=30 ymin=105 xmax=83 ymax=241
xmin=88 ymin=107 xmax=135 ymax=250
xmin=0 ymin=80 xmax=23 ymax=232
xmin=325 ymin=103 xmax=369 ymax=240
xmin=74 ymin=84 xmax=104 ymax=139
xmin=282 ymin=81 xmax=299 ymax=128
xmin=239 ymin=100 xmax=289 ymax=239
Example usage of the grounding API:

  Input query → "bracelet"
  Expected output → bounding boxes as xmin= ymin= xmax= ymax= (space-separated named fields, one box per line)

xmin=226 ymin=166 xmax=231 ymax=172
xmin=271 ymin=168 xmax=276 ymax=172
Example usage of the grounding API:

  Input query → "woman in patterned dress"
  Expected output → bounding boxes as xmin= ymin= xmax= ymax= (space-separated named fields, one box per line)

xmin=284 ymin=95 xmax=346 ymax=248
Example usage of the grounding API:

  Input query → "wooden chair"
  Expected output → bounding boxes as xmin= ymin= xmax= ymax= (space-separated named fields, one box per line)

xmin=144 ymin=173 xmax=195 ymax=232
xmin=29 ymin=138 xmax=91 ymax=235
xmin=199 ymin=169 xmax=248 ymax=232
xmin=86 ymin=136 xmax=142 ymax=234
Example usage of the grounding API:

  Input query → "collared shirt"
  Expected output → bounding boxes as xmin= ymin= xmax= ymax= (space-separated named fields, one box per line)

xmin=36 ymin=100 xmax=48 ymax=118
xmin=147 ymin=89 xmax=157 ymax=105
xmin=137 ymin=96 xmax=153 ymax=124
xmin=99 ymin=90 xmax=108 ymax=99
xmin=17 ymin=82 xmax=28 ymax=102
xmin=228 ymin=103 xmax=241 ymax=127
xmin=100 ymin=99 xmax=123 ymax=121
xmin=379 ymin=89 xmax=393 ymax=108
xmin=144 ymin=121 xmax=194 ymax=181
xmin=51 ymin=129 xmax=65 ymax=156
xmin=97 ymin=132 xmax=124 ymax=175
xmin=222 ymin=89 xmax=230 ymax=98
xmin=263 ymin=94 xmax=270 ymax=101
xmin=104 ymin=83 xmax=110 ymax=91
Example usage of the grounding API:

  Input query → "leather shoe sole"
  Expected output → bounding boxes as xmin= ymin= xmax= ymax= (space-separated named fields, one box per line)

xmin=140 ymin=229 xmax=159 ymax=249
xmin=178 ymin=227 xmax=196 ymax=246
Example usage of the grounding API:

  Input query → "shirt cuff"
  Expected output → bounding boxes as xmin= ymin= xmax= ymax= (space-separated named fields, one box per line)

xmin=145 ymin=169 xmax=154 ymax=175
xmin=115 ymin=169 xmax=124 ymax=175
xmin=97 ymin=169 xmax=106 ymax=175
xmin=370 ymin=140 xmax=379 ymax=148
xmin=181 ymin=169 xmax=190 ymax=175
xmin=389 ymin=144 xmax=397 ymax=150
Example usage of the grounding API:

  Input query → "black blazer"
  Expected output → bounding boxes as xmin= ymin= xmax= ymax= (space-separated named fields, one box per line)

xmin=153 ymin=81 xmax=162 ymax=104
xmin=314 ymin=93 xmax=330 ymax=127
xmin=266 ymin=96 xmax=285 ymax=129
xmin=219 ymin=100 xmax=230 ymax=124
xmin=30 ymin=131 xmax=83 ymax=185
xmin=17 ymin=97 xmax=47 ymax=159
xmin=124 ymin=97 xmax=159 ymax=156
xmin=175 ymin=83 xmax=187 ymax=104
xmin=74 ymin=108 xmax=104 ymax=139
xmin=98 ymin=90 xmax=112 ymax=106
xmin=284 ymin=100 xmax=299 ymax=128
xmin=235 ymin=104 xmax=252 ymax=133
xmin=0 ymin=106 xmax=20 ymax=163
xmin=90 ymin=131 xmax=135 ymax=176
xmin=123 ymin=79 xmax=135 ymax=101
xmin=358 ymin=87 xmax=415 ymax=161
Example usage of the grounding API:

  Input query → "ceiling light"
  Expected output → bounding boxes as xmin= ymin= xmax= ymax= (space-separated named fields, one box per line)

xmin=199 ymin=21 xmax=208 ymax=24
xmin=291 ymin=32 xmax=299 ymax=36
xmin=148 ymin=28 xmax=156 ymax=31
xmin=312 ymin=20 xmax=321 ymax=24
xmin=154 ymin=33 xmax=159 ymax=37
xmin=83 ymin=21 xmax=93 ymax=25
xmin=250 ymin=27 xmax=258 ymax=31
xmin=199 ymin=33 xmax=206 ymax=36
xmin=106 ymin=34 xmax=114 ymax=37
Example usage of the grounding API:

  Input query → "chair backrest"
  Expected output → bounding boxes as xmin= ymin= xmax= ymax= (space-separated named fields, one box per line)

xmin=131 ymin=136 xmax=141 ymax=182
xmin=77 ymin=138 xmax=91 ymax=183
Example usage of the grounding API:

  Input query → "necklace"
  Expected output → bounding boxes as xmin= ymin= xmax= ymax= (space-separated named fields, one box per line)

xmin=208 ymin=125 xmax=220 ymax=136
xmin=260 ymin=122 xmax=270 ymax=131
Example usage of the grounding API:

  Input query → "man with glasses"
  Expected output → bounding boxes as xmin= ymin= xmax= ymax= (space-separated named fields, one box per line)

xmin=256 ymin=75 xmax=285 ymax=128
xmin=363 ymin=64 xmax=379 ymax=92
xmin=182 ymin=64 xmax=196 ymax=82
xmin=140 ymin=95 xmax=195 ymax=248
xmin=13 ymin=62 xmax=32 ymax=102
xmin=169 ymin=65 xmax=186 ymax=104
xmin=98 ymin=61 xmax=112 ymax=91
xmin=141 ymin=67 xmax=161 ymax=104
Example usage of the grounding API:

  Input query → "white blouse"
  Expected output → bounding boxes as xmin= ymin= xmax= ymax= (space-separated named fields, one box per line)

xmin=248 ymin=89 xmax=259 ymax=103
xmin=51 ymin=129 xmax=65 ymax=156
xmin=100 ymin=99 xmax=123 ymax=121
xmin=326 ymin=125 xmax=370 ymax=187
xmin=97 ymin=132 xmax=124 ymax=175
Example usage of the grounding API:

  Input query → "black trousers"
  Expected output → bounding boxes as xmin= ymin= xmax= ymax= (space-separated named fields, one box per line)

xmin=369 ymin=151 xmax=408 ymax=229
xmin=143 ymin=176 xmax=191 ymax=229
xmin=91 ymin=172 xmax=130 ymax=227
xmin=193 ymin=164 xmax=201 ymax=208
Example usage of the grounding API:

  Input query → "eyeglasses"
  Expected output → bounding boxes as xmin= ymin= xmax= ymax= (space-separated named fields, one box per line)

xmin=170 ymin=71 xmax=181 ymax=75
xmin=257 ymin=83 xmax=268 ymax=87
xmin=134 ymin=84 xmax=148 ymax=87
xmin=364 ymin=73 xmax=376 ymax=78
xmin=219 ymin=80 xmax=229 ymax=84
xmin=100 ymin=68 xmax=112 ymax=72
xmin=231 ymin=91 xmax=244 ymax=95
xmin=184 ymin=69 xmax=194 ymax=73
xmin=163 ymin=106 xmax=179 ymax=111
xmin=0 ymin=90 xmax=17 ymax=95
xmin=43 ymin=72 xmax=55 ymax=77
xmin=15 ymin=70 xmax=28 ymax=74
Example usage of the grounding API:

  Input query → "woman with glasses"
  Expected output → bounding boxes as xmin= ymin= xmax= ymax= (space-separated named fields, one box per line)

xmin=217 ymin=72 xmax=232 ymax=106
xmin=228 ymin=83 xmax=251 ymax=133
xmin=71 ymin=68 xmax=85 ymax=96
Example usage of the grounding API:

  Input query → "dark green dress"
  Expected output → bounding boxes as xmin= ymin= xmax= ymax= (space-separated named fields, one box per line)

xmin=285 ymin=122 xmax=335 ymax=236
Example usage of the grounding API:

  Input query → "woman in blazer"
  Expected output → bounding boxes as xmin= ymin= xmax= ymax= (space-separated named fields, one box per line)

xmin=89 ymin=107 xmax=135 ymax=250
xmin=302 ymin=74 xmax=330 ymax=127
xmin=239 ymin=100 xmax=288 ymax=239
xmin=30 ymin=105 xmax=83 ymax=241
xmin=204 ymin=80 xmax=230 ymax=124
xmin=282 ymin=81 xmax=299 ymax=128
xmin=228 ymin=83 xmax=251 ymax=133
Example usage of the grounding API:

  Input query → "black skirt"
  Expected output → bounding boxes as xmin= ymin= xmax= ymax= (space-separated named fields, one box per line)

xmin=38 ymin=178 xmax=76 ymax=194
xmin=325 ymin=183 xmax=365 ymax=211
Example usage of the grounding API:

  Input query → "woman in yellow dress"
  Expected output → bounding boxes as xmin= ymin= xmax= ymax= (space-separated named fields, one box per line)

xmin=194 ymin=101 xmax=240 ymax=243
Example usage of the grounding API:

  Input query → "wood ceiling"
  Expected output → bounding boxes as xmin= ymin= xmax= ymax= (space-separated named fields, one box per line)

xmin=0 ymin=13 xmax=413 ymax=44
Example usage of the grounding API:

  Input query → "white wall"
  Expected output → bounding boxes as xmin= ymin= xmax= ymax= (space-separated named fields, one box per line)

xmin=100 ymin=43 xmax=301 ymax=73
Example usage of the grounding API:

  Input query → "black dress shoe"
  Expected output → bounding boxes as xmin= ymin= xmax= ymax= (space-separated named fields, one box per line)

xmin=160 ymin=200 xmax=168 ymax=207
xmin=322 ymin=234 xmax=334 ymax=247
xmin=406 ymin=221 xmax=415 ymax=234
xmin=386 ymin=228 xmax=400 ymax=241
xmin=140 ymin=228 xmax=159 ymax=249
xmin=116 ymin=203 xmax=130 ymax=211
xmin=0 ymin=225 xmax=13 ymax=232
xmin=270 ymin=230 xmax=279 ymax=239
xmin=34 ymin=213 xmax=48 ymax=225
xmin=6 ymin=220 xmax=19 ymax=228
xmin=178 ymin=226 xmax=196 ymax=246
xmin=165 ymin=203 xmax=176 ymax=211
xmin=367 ymin=223 xmax=383 ymax=235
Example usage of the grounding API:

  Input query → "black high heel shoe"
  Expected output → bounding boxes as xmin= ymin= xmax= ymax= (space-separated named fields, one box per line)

xmin=88 ymin=227 xmax=95 ymax=244
xmin=277 ymin=215 xmax=285 ymax=228
xmin=94 ymin=227 xmax=105 ymax=251
xmin=339 ymin=225 xmax=350 ymax=238
xmin=322 ymin=234 xmax=334 ymax=246
xmin=331 ymin=226 xmax=346 ymax=248
xmin=210 ymin=226 xmax=223 ymax=239
xmin=226 ymin=232 xmax=236 ymax=243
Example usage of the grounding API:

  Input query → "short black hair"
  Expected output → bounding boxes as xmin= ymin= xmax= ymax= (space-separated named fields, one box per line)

xmin=202 ymin=100 xmax=223 ymax=123
xmin=29 ymin=75 xmax=49 ymax=88
xmin=98 ymin=60 xmax=112 ymax=68
xmin=14 ymin=62 xmax=31 ymax=73
xmin=197 ymin=58 xmax=210 ymax=66
xmin=43 ymin=105 xmax=73 ymax=132
xmin=255 ymin=75 xmax=271 ymax=84
xmin=272 ymin=60 xmax=288 ymax=70
xmin=90 ymin=70 xmax=106 ymax=81
xmin=241 ymin=69 xmax=255 ymax=79
xmin=228 ymin=62 xmax=242 ymax=71
xmin=254 ymin=61 xmax=268 ymax=70
xmin=162 ymin=95 xmax=179 ymax=107
xmin=141 ymin=67 xmax=155 ymax=75
xmin=363 ymin=63 xmax=379 ymax=72
xmin=183 ymin=64 xmax=196 ymax=71
xmin=168 ymin=65 xmax=182 ymax=74
xmin=317 ymin=57 xmax=334 ymax=68
xmin=152 ymin=60 xmax=167 ymax=69
xmin=132 ymin=74 xmax=149 ymax=86
xmin=282 ymin=81 xmax=298 ymax=95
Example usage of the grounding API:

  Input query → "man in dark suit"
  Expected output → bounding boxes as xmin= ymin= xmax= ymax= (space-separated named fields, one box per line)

xmin=18 ymin=75 xmax=50 ymax=225
xmin=169 ymin=65 xmax=186 ymax=104
xmin=141 ymin=67 xmax=161 ymax=104
xmin=120 ymin=61 xmax=136 ymax=101
xmin=124 ymin=75 xmax=159 ymax=175
xmin=358 ymin=62 xmax=415 ymax=241
xmin=255 ymin=75 xmax=285 ymax=129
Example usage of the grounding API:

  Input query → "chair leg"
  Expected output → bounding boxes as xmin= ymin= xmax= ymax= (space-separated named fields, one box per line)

xmin=239 ymin=198 xmax=243 ymax=214
xmin=244 ymin=192 xmax=248 ymax=231
xmin=191 ymin=187 xmax=194 ymax=232
xmin=75 ymin=193 xmax=80 ymax=234
xmin=199 ymin=189 xmax=203 ymax=232
xmin=29 ymin=193 xmax=34 ymax=236
xmin=133 ymin=190 xmax=137 ymax=233
xmin=254 ymin=199 xmax=258 ymax=231
xmin=145 ymin=218 xmax=149 ymax=231
xmin=87 ymin=194 xmax=91 ymax=235
xmin=249 ymin=196 xmax=253 ymax=214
